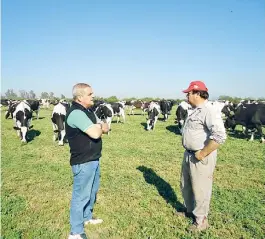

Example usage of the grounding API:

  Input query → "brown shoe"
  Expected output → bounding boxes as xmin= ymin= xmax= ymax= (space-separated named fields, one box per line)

xmin=188 ymin=218 xmax=209 ymax=232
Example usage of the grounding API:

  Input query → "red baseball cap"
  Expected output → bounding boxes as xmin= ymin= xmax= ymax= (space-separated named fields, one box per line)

xmin=183 ymin=81 xmax=208 ymax=93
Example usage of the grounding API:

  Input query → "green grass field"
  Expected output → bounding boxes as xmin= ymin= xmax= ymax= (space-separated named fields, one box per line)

xmin=1 ymin=106 xmax=265 ymax=239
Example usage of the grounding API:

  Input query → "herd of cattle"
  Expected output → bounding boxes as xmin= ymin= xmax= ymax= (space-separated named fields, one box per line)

xmin=1 ymin=98 xmax=265 ymax=144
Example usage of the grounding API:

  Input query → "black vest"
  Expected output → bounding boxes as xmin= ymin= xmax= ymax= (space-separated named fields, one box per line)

xmin=66 ymin=101 xmax=102 ymax=166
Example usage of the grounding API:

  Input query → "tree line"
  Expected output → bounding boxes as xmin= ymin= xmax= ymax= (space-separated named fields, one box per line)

xmin=1 ymin=89 xmax=265 ymax=104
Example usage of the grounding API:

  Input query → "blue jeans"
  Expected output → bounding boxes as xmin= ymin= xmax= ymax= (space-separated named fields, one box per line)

xmin=70 ymin=160 xmax=100 ymax=234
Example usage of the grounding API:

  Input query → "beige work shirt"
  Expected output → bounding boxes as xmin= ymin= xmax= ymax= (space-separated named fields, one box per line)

xmin=182 ymin=101 xmax=226 ymax=151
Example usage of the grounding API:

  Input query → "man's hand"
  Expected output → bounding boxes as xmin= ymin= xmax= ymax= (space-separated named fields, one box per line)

xmin=195 ymin=150 xmax=206 ymax=161
xmin=100 ymin=122 xmax=109 ymax=134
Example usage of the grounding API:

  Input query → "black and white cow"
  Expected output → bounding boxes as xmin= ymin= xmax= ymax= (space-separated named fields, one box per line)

xmin=51 ymin=102 xmax=69 ymax=145
xmin=125 ymin=100 xmax=144 ymax=115
xmin=94 ymin=103 xmax=113 ymax=134
xmin=146 ymin=102 xmax=160 ymax=131
xmin=111 ymin=102 xmax=126 ymax=123
xmin=175 ymin=101 xmax=192 ymax=134
xmin=40 ymin=99 xmax=50 ymax=108
xmin=13 ymin=101 xmax=33 ymax=143
xmin=225 ymin=103 xmax=265 ymax=142
xmin=90 ymin=99 xmax=105 ymax=112
xmin=141 ymin=102 xmax=151 ymax=115
xmin=160 ymin=100 xmax=173 ymax=121
xmin=5 ymin=100 xmax=20 ymax=119
xmin=1 ymin=99 xmax=10 ymax=107
xmin=26 ymin=100 xmax=40 ymax=119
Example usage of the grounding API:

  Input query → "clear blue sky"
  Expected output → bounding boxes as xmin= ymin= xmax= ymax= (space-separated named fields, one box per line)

xmin=2 ymin=0 xmax=265 ymax=99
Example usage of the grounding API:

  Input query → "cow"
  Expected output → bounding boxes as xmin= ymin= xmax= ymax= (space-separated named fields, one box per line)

xmin=221 ymin=102 xmax=236 ymax=118
xmin=40 ymin=99 xmax=50 ymax=108
xmin=26 ymin=100 xmax=40 ymax=119
xmin=111 ymin=102 xmax=126 ymax=123
xmin=224 ymin=103 xmax=265 ymax=143
xmin=1 ymin=99 xmax=10 ymax=107
xmin=13 ymin=101 xmax=33 ymax=143
xmin=5 ymin=100 xmax=20 ymax=119
xmin=160 ymin=100 xmax=173 ymax=121
xmin=89 ymin=99 xmax=105 ymax=112
xmin=175 ymin=101 xmax=193 ymax=134
xmin=125 ymin=100 xmax=144 ymax=115
xmin=146 ymin=102 xmax=160 ymax=131
xmin=141 ymin=102 xmax=151 ymax=115
xmin=51 ymin=102 xmax=69 ymax=145
xmin=94 ymin=103 xmax=113 ymax=135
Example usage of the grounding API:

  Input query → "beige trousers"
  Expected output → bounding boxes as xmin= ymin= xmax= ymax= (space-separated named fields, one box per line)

xmin=180 ymin=150 xmax=217 ymax=224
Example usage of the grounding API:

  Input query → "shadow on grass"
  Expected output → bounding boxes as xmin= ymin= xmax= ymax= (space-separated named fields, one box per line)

xmin=166 ymin=125 xmax=180 ymax=135
xmin=127 ymin=113 xmax=144 ymax=116
xmin=34 ymin=116 xmax=45 ymax=120
xmin=227 ymin=130 xmax=252 ymax=140
xmin=157 ymin=117 xmax=166 ymax=121
xmin=140 ymin=122 xmax=147 ymax=130
xmin=27 ymin=129 xmax=41 ymax=142
xmin=137 ymin=165 xmax=185 ymax=212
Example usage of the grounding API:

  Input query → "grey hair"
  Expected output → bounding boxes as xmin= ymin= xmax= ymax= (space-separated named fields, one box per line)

xmin=72 ymin=83 xmax=91 ymax=100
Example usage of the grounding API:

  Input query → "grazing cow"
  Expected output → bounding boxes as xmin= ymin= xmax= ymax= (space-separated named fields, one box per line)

xmin=221 ymin=102 xmax=236 ymax=118
xmin=160 ymin=100 xmax=173 ymax=121
xmin=5 ymin=100 xmax=20 ymax=119
xmin=1 ymin=99 xmax=10 ymax=107
xmin=51 ymin=102 xmax=69 ymax=145
xmin=146 ymin=102 xmax=160 ymax=131
xmin=141 ymin=102 xmax=151 ymax=115
xmin=94 ymin=103 xmax=113 ymax=134
xmin=225 ymin=103 xmax=265 ymax=142
xmin=111 ymin=102 xmax=125 ymax=123
xmin=13 ymin=101 xmax=33 ymax=142
xmin=175 ymin=101 xmax=193 ymax=134
xmin=26 ymin=100 xmax=40 ymax=119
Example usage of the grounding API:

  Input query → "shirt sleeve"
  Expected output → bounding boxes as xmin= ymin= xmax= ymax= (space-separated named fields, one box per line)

xmin=67 ymin=110 xmax=94 ymax=132
xmin=205 ymin=107 xmax=227 ymax=144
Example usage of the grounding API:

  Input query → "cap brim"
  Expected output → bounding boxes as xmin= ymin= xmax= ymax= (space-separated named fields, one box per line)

xmin=182 ymin=88 xmax=192 ymax=93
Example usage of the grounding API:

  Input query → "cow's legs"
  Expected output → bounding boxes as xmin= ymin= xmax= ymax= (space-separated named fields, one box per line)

xmin=36 ymin=110 xmax=39 ymax=119
xmin=59 ymin=129 xmax=65 ymax=146
xmin=20 ymin=126 xmax=27 ymax=142
xmin=52 ymin=123 xmax=58 ymax=141
xmin=106 ymin=117 xmax=112 ymax=135
xmin=146 ymin=120 xmax=151 ymax=131
xmin=256 ymin=124 xmax=265 ymax=143
xmin=153 ymin=116 xmax=158 ymax=130
xmin=120 ymin=109 xmax=125 ymax=123
xmin=249 ymin=132 xmax=254 ymax=141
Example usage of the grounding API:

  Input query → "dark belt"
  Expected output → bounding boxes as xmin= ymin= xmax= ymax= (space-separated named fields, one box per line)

xmin=186 ymin=149 xmax=197 ymax=154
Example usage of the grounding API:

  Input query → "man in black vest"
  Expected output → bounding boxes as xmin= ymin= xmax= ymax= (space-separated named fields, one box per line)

xmin=66 ymin=83 xmax=109 ymax=239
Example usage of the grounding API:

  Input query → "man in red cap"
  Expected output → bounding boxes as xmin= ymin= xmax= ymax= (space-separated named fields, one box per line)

xmin=177 ymin=81 xmax=226 ymax=232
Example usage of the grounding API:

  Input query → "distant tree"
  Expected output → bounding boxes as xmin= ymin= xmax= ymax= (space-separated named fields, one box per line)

xmin=122 ymin=97 xmax=137 ymax=102
xmin=28 ymin=90 xmax=36 ymax=99
xmin=40 ymin=92 xmax=49 ymax=99
xmin=61 ymin=94 xmax=66 ymax=99
xmin=49 ymin=92 xmax=55 ymax=99
xmin=258 ymin=97 xmax=265 ymax=101
xmin=104 ymin=96 xmax=119 ymax=103
xmin=5 ymin=89 xmax=18 ymax=99
xmin=19 ymin=90 xmax=29 ymax=99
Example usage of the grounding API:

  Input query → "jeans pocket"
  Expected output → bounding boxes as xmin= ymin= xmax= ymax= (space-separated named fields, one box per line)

xmin=72 ymin=164 xmax=82 ymax=176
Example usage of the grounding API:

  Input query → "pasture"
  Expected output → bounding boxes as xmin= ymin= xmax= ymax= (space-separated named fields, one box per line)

xmin=1 ymin=106 xmax=265 ymax=239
